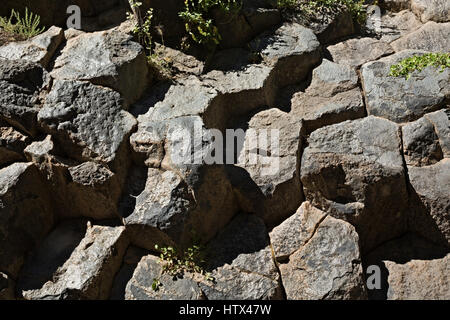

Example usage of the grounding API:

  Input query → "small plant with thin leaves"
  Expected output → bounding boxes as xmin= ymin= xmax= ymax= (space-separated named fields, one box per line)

xmin=276 ymin=0 xmax=367 ymax=26
xmin=389 ymin=53 xmax=450 ymax=80
xmin=0 ymin=7 xmax=45 ymax=39
xmin=127 ymin=1 xmax=154 ymax=52
xmin=178 ymin=0 xmax=241 ymax=47
xmin=152 ymin=244 xmax=214 ymax=291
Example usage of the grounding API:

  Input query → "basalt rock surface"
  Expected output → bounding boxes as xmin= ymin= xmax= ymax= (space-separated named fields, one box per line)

xmin=0 ymin=1 xmax=448 ymax=300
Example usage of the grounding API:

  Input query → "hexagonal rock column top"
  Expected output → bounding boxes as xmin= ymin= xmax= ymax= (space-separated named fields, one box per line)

xmin=50 ymin=30 xmax=149 ymax=105
xmin=236 ymin=108 xmax=304 ymax=228
xmin=0 ymin=162 xmax=54 ymax=278
xmin=326 ymin=38 xmax=394 ymax=69
xmin=401 ymin=110 xmax=450 ymax=247
xmin=289 ymin=59 xmax=365 ymax=134
xmin=384 ymin=254 xmax=450 ymax=300
xmin=408 ymin=159 xmax=450 ymax=247
xmin=37 ymin=79 xmax=137 ymax=179
xmin=0 ymin=26 xmax=64 ymax=68
xmin=361 ymin=50 xmax=449 ymax=123
xmin=301 ymin=116 xmax=408 ymax=252
xmin=402 ymin=109 xmax=450 ymax=167
xmin=272 ymin=202 xmax=367 ymax=300
xmin=18 ymin=223 xmax=129 ymax=300
xmin=249 ymin=23 xmax=321 ymax=88
xmin=0 ymin=58 xmax=50 ymax=136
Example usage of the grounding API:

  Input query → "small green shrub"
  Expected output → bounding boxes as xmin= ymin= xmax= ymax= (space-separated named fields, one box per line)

xmin=276 ymin=0 xmax=367 ymax=25
xmin=178 ymin=0 xmax=241 ymax=47
xmin=389 ymin=53 xmax=450 ymax=80
xmin=0 ymin=7 xmax=45 ymax=39
xmin=127 ymin=1 xmax=154 ymax=51
xmin=152 ymin=244 xmax=213 ymax=291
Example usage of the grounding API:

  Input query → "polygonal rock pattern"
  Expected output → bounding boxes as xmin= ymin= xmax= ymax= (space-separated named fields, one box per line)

xmin=125 ymin=214 xmax=282 ymax=300
xmin=408 ymin=159 xmax=450 ymax=246
xmin=289 ymin=59 xmax=365 ymax=133
xmin=237 ymin=108 xmax=304 ymax=227
xmin=66 ymin=162 xmax=122 ymax=220
xmin=326 ymin=38 xmax=394 ymax=68
xmin=123 ymin=168 xmax=195 ymax=249
xmin=270 ymin=202 xmax=328 ymax=261
xmin=361 ymin=50 xmax=449 ymax=123
xmin=391 ymin=21 xmax=450 ymax=52
xmin=19 ymin=224 xmax=129 ymax=300
xmin=378 ymin=10 xmax=423 ymax=44
xmin=402 ymin=109 xmax=449 ymax=166
xmin=276 ymin=202 xmax=367 ymax=300
xmin=1 ymin=2 xmax=450 ymax=301
xmin=301 ymin=116 xmax=408 ymax=252
xmin=125 ymin=254 xmax=204 ymax=300
xmin=249 ymin=23 xmax=321 ymax=87
xmin=204 ymin=214 xmax=279 ymax=282
xmin=0 ymin=58 xmax=50 ymax=136
xmin=0 ymin=26 xmax=64 ymax=68
xmin=50 ymin=30 xmax=149 ymax=105
xmin=384 ymin=254 xmax=450 ymax=300
xmin=411 ymin=0 xmax=450 ymax=23
xmin=0 ymin=162 xmax=54 ymax=277
xmin=126 ymin=115 xmax=239 ymax=248
xmin=37 ymin=80 xmax=136 ymax=177
xmin=23 ymin=136 xmax=121 ymax=221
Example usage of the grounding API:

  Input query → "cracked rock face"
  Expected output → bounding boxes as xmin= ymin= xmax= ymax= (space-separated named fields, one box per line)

xmin=50 ymin=30 xmax=149 ymax=105
xmin=0 ymin=58 xmax=50 ymax=136
xmin=0 ymin=1 xmax=449 ymax=301
xmin=237 ymin=108 xmax=304 ymax=227
xmin=276 ymin=202 xmax=367 ymax=300
xmin=19 ymin=223 xmax=129 ymax=300
xmin=408 ymin=159 xmax=450 ymax=247
xmin=289 ymin=59 xmax=365 ymax=133
xmin=125 ymin=214 xmax=282 ymax=300
xmin=0 ymin=162 xmax=54 ymax=278
xmin=402 ymin=109 xmax=449 ymax=166
xmin=301 ymin=116 xmax=408 ymax=252
xmin=361 ymin=50 xmax=449 ymax=123
xmin=38 ymin=79 xmax=136 ymax=179
xmin=0 ymin=26 xmax=64 ymax=68
xmin=327 ymin=38 xmax=394 ymax=69
xmin=384 ymin=254 xmax=450 ymax=300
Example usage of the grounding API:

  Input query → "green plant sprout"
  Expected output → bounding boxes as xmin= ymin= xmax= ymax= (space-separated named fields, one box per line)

xmin=0 ymin=7 xmax=45 ymax=39
xmin=178 ymin=0 xmax=241 ymax=47
xmin=389 ymin=53 xmax=450 ymax=80
xmin=152 ymin=243 xmax=214 ymax=291
xmin=276 ymin=0 xmax=367 ymax=25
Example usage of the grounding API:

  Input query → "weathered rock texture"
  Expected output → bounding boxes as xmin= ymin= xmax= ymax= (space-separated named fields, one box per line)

xmin=0 ymin=2 xmax=449 ymax=301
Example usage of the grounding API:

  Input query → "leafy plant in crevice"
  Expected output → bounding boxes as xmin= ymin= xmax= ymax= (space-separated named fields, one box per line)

xmin=0 ymin=7 xmax=45 ymax=39
xmin=152 ymin=243 xmax=214 ymax=291
xmin=276 ymin=0 xmax=367 ymax=26
xmin=127 ymin=1 xmax=154 ymax=52
xmin=389 ymin=52 xmax=450 ymax=80
xmin=178 ymin=0 xmax=242 ymax=48
xmin=127 ymin=1 xmax=174 ymax=80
